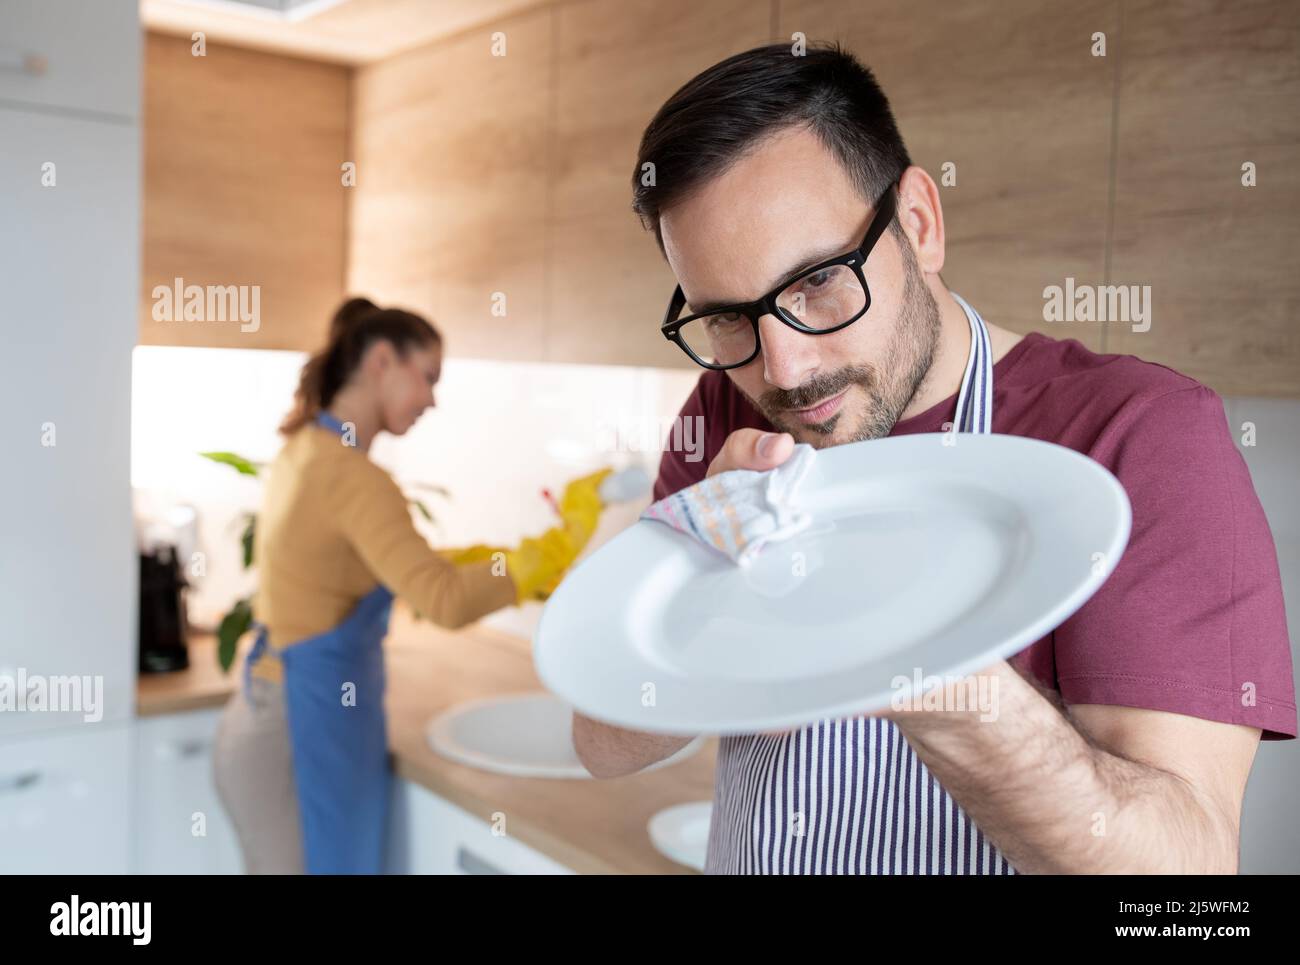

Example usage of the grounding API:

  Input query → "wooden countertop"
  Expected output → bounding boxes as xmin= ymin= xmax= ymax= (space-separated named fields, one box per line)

xmin=136 ymin=608 xmax=715 ymax=874
xmin=136 ymin=632 xmax=253 ymax=717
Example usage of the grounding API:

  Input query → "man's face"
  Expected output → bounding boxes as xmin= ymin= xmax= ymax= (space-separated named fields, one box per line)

xmin=660 ymin=125 xmax=940 ymax=449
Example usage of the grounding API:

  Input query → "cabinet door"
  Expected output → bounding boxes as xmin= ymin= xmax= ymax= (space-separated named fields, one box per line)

xmin=1105 ymin=1 xmax=1300 ymax=395
xmin=349 ymin=8 xmax=550 ymax=362
xmin=133 ymin=709 xmax=243 ymax=874
xmin=0 ymin=723 xmax=132 ymax=873
xmin=548 ymin=0 xmax=772 ymax=367
xmin=779 ymin=0 xmax=1117 ymax=351
xmin=0 ymin=0 xmax=139 ymax=118
xmin=139 ymin=33 xmax=349 ymax=352
xmin=0 ymin=107 xmax=138 ymax=740
xmin=388 ymin=779 xmax=573 ymax=875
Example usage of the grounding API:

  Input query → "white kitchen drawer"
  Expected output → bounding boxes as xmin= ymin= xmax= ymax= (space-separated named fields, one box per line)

xmin=388 ymin=779 xmax=574 ymax=875
xmin=0 ymin=723 xmax=132 ymax=873
xmin=133 ymin=709 xmax=243 ymax=875
xmin=0 ymin=0 xmax=139 ymax=118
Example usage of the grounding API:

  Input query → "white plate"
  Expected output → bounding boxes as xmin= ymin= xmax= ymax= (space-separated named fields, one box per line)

xmin=535 ymin=433 xmax=1131 ymax=735
xmin=426 ymin=692 xmax=703 ymax=778
xmin=647 ymin=802 xmax=713 ymax=872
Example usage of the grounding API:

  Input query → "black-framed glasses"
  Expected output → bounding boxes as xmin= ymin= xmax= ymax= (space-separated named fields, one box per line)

xmin=660 ymin=183 xmax=898 ymax=370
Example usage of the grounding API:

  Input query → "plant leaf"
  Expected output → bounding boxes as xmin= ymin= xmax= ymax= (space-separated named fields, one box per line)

xmin=200 ymin=451 xmax=262 ymax=477
xmin=241 ymin=515 xmax=256 ymax=569
xmin=405 ymin=482 xmax=452 ymax=500
xmin=216 ymin=597 xmax=253 ymax=674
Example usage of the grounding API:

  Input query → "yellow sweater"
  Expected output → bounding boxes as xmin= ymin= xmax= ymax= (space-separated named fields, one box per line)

xmin=248 ymin=423 xmax=516 ymax=683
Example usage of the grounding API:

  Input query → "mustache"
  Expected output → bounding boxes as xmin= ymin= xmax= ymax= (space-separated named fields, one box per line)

xmin=760 ymin=365 xmax=876 ymax=411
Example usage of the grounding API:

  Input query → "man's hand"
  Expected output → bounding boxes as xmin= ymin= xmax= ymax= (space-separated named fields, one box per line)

xmin=707 ymin=428 xmax=795 ymax=479
xmin=710 ymin=429 xmax=805 ymax=738
xmin=573 ymin=430 xmax=799 ymax=775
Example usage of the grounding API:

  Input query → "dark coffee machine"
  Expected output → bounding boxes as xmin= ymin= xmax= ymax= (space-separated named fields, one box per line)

xmin=139 ymin=544 xmax=190 ymax=673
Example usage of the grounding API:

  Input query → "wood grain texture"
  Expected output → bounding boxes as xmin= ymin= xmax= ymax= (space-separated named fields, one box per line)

xmin=1105 ymin=0 xmax=1300 ymax=396
xmin=385 ymin=608 xmax=716 ymax=875
xmin=140 ymin=32 xmax=349 ymax=352
xmin=348 ymin=7 xmax=551 ymax=361
xmin=144 ymin=613 xmax=715 ymax=874
xmin=779 ymin=0 xmax=1119 ymax=353
xmin=548 ymin=0 xmax=773 ymax=368
xmin=148 ymin=1 xmax=1299 ymax=393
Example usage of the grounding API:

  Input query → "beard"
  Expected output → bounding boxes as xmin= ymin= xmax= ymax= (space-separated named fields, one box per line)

xmin=740 ymin=234 xmax=942 ymax=448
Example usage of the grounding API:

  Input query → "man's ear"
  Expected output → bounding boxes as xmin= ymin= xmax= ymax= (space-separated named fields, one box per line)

xmin=896 ymin=166 xmax=946 ymax=275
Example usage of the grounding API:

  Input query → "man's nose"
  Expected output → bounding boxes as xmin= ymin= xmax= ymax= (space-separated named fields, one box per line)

xmin=757 ymin=312 xmax=819 ymax=390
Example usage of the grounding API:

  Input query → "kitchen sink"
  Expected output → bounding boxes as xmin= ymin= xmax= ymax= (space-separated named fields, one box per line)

xmin=426 ymin=692 xmax=703 ymax=779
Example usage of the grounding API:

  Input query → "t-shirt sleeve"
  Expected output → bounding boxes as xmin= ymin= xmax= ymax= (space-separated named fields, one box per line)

xmin=330 ymin=458 xmax=516 ymax=628
xmin=1053 ymin=384 xmax=1297 ymax=739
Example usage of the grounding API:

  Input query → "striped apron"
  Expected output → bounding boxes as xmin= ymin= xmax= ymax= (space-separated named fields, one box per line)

xmin=704 ymin=292 xmax=1015 ymax=874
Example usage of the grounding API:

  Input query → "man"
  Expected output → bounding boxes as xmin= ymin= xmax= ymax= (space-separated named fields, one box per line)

xmin=572 ymin=43 xmax=1296 ymax=874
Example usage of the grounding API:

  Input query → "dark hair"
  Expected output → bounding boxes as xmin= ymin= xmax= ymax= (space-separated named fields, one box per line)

xmin=632 ymin=42 xmax=912 ymax=249
xmin=280 ymin=297 xmax=441 ymax=434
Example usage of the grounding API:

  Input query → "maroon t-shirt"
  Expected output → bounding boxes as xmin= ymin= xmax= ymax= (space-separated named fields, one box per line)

xmin=653 ymin=330 xmax=1297 ymax=740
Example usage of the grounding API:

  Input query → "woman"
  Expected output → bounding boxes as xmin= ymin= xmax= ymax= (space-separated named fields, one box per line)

xmin=213 ymin=296 xmax=606 ymax=874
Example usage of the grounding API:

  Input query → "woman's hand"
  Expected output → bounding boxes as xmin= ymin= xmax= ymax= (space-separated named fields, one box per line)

xmin=557 ymin=467 xmax=613 ymax=546
xmin=508 ymin=466 xmax=615 ymax=603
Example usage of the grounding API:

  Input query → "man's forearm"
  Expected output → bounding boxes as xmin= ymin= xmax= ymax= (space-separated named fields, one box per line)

xmin=886 ymin=660 xmax=1238 ymax=874
xmin=572 ymin=712 xmax=694 ymax=778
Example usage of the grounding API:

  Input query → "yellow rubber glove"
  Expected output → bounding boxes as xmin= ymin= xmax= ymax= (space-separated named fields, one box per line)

xmin=557 ymin=467 xmax=613 ymax=547
xmin=507 ymin=467 xmax=613 ymax=603
xmin=504 ymin=528 xmax=580 ymax=603
xmin=439 ymin=540 xmax=560 ymax=603
xmin=437 ymin=468 xmax=613 ymax=605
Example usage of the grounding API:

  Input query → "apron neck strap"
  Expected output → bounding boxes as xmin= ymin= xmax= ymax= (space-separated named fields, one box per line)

xmin=315 ymin=410 xmax=347 ymax=437
xmin=950 ymin=292 xmax=994 ymax=435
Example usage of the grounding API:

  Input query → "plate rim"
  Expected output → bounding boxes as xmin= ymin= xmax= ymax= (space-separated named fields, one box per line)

xmin=535 ymin=432 xmax=1132 ymax=735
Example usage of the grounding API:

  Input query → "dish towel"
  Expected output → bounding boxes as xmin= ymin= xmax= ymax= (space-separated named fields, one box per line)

xmin=640 ymin=443 xmax=818 ymax=567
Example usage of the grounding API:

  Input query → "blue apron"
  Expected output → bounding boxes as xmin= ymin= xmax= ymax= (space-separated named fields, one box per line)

xmin=243 ymin=410 xmax=395 ymax=874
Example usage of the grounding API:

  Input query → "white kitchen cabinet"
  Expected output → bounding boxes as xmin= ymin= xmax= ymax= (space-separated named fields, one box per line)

xmin=0 ymin=104 xmax=139 ymax=740
xmin=0 ymin=722 xmax=132 ymax=873
xmin=0 ymin=0 xmax=139 ymax=118
xmin=388 ymin=779 xmax=574 ymax=875
xmin=133 ymin=708 xmax=243 ymax=875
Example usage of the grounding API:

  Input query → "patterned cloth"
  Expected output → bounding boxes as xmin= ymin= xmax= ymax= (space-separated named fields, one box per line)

xmin=639 ymin=443 xmax=817 ymax=567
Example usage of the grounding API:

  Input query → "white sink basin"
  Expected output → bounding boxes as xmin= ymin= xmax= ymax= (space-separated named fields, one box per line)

xmin=427 ymin=692 xmax=703 ymax=779
xmin=648 ymin=801 xmax=713 ymax=871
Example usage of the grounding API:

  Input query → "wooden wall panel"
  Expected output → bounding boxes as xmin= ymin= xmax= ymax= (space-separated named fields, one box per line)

xmin=779 ymin=0 xmax=1119 ymax=352
xmin=162 ymin=0 xmax=1299 ymax=395
xmin=349 ymin=8 xmax=551 ymax=361
xmin=548 ymin=0 xmax=773 ymax=368
xmin=1106 ymin=0 xmax=1300 ymax=396
xmin=140 ymin=33 xmax=349 ymax=352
